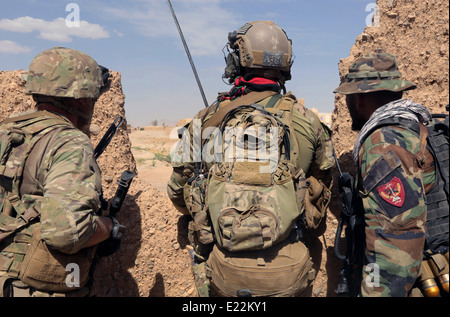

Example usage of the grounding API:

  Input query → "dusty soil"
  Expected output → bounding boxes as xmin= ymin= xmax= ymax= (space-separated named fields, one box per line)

xmin=0 ymin=0 xmax=448 ymax=298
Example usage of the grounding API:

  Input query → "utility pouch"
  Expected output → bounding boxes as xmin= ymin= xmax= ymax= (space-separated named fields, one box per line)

xmin=303 ymin=176 xmax=331 ymax=230
xmin=184 ymin=174 xmax=214 ymax=247
xmin=207 ymin=239 xmax=315 ymax=297
xmin=20 ymin=228 xmax=95 ymax=292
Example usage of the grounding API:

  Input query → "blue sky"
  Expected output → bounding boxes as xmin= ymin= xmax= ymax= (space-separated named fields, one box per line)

xmin=0 ymin=0 xmax=377 ymax=127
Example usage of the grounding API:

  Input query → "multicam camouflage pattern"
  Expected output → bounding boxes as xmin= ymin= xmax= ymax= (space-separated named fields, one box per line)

xmin=25 ymin=47 xmax=103 ymax=99
xmin=334 ymin=52 xmax=417 ymax=95
xmin=168 ymin=92 xmax=335 ymax=296
xmin=192 ymin=262 xmax=210 ymax=297
xmin=207 ymin=160 xmax=299 ymax=252
xmin=0 ymin=111 xmax=101 ymax=280
xmin=168 ymin=93 xmax=335 ymax=214
xmin=357 ymin=125 xmax=435 ymax=297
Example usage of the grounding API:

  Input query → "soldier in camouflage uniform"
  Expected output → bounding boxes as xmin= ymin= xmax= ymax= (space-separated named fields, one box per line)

xmin=168 ymin=21 xmax=335 ymax=296
xmin=0 ymin=47 xmax=122 ymax=297
xmin=168 ymin=21 xmax=334 ymax=214
xmin=334 ymin=52 xmax=436 ymax=296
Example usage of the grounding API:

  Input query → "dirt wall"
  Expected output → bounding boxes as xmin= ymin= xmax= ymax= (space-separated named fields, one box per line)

xmin=0 ymin=0 xmax=448 ymax=298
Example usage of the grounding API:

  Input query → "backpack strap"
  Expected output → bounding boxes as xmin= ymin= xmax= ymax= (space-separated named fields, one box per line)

xmin=201 ymin=91 xmax=277 ymax=134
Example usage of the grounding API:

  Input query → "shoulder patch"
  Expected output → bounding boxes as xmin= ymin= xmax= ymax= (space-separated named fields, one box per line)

xmin=362 ymin=150 xmax=421 ymax=218
xmin=377 ymin=176 xmax=405 ymax=207
xmin=373 ymin=169 xmax=420 ymax=218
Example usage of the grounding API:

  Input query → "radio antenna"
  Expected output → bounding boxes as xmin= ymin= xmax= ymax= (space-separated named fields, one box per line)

xmin=166 ymin=0 xmax=209 ymax=108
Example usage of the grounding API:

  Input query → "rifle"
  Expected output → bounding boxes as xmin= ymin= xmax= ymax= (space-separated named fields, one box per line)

xmin=97 ymin=170 xmax=135 ymax=257
xmin=94 ymin=116 xmax=124 ymax=159
xmin=93 ymin=116 xmax=136 ymax=256
xmin=333 ymin=151 xmax=365 ymax=297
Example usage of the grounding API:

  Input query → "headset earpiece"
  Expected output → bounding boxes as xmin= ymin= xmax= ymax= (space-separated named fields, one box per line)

xmin=223 ymin=30 xmax=242 ymax=83
xmin=224 ymin=51 xmax=241 ymax=83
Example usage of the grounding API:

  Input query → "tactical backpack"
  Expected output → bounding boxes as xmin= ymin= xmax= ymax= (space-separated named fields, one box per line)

xmin=207 ymin=102 xmax=300 ymax=252
xmin=185 ymin=91 xmax=330 ymax=296
xmin=0 ymin=111 xmax=95 ymax=293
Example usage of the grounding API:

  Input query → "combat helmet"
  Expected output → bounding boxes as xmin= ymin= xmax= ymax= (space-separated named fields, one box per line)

xmin=334 ymin=52 xmax=416 ymax=95
xmin=25 ymin=47 xmax=105 ymax=99
xmin=223 ymin=21 xmax=293 ymax=83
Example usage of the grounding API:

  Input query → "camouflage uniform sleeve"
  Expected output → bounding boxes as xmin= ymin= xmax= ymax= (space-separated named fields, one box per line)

xmin=358 ymin=126 xmax=426 ymax=297
xmin=39 ymin=129 xmax=102 ymax=254
xmin=167 ymin=104 xmax=218 ymax=215
xmin=167 ymin=158 xmax=194 ymax=215
xmin=292 ymin=106 xmax=335 ymax=187
xmin=167 ymin=120 xmax=197 ymax=215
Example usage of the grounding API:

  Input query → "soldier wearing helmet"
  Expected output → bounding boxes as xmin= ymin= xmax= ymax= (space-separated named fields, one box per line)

xmin=334 ymin=52 xmax=445 ymax=297
xmin=168 ymin=21 xmax=335 ymax=297
xmin=0 ymin=47 xmax=120 ymax=297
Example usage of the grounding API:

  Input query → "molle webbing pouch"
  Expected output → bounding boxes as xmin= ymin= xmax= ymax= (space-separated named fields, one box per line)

xmin=184 ymin=173 xmax=214 ymax=257
xmin=303 ymin=176 xmax=331 ymax=230
xmin=206 ymin=239 xmax=315 ymax=297
xmin=208 ymin=160 xmax=299 ymax=252
xmin=20 ymin=227 xmax=96 ymax=292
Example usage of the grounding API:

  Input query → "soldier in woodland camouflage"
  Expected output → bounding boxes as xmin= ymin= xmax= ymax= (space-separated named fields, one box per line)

xmin=334 ymin=52 xmax=437 ymax=296
xmin=0 ymin=47 xmax=120 ymax=297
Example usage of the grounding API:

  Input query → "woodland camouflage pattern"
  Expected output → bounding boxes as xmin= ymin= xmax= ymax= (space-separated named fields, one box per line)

xmin=357 ymin=125 xmax=435 ymax=297
xmin=25 ymin=47 xmax=103 ymax=99
xmin=334 ymin=52 xmax=417 ymax=95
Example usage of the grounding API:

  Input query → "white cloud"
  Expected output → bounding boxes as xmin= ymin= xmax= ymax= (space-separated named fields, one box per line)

xmin=0 ymin=16 xmax=110 ymax=42
xmin=105 ymin=0 xmax=239 ymax=56
xmin=0 ymin=40 xmax=32 ymax=54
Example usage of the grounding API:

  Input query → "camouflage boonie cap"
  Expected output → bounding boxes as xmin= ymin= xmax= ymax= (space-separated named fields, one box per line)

xmin=334 ymin=52 xmax=416 ymax=95
xmin=25 ymin=47 xmax=103 ymax=99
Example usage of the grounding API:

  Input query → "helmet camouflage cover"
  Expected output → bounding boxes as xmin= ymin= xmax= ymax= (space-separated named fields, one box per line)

xmin=25 ymin=47 xmax=103 ymax=99
xmin=334 ymin=52 xmax=416 ymax=95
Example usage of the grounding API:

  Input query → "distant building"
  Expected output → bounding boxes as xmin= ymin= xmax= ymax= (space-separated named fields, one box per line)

xmin=318 ymin=112 xmax=332 ymax=128
xmin=310 ymin=108 xmax=332 ymax=128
